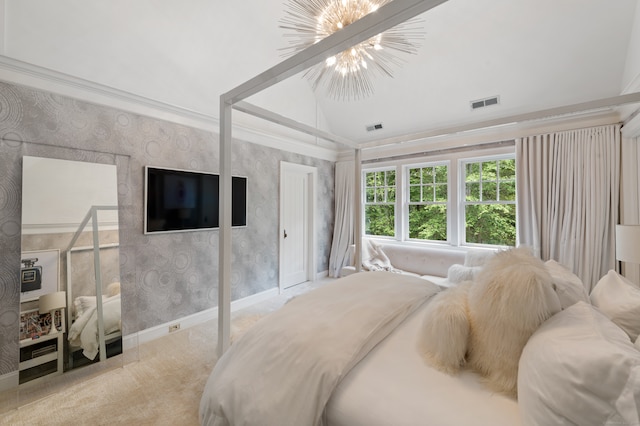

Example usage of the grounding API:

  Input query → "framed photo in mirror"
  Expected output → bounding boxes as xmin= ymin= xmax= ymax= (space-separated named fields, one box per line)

xmin=20 ymin=249 xmax=59 ymax=302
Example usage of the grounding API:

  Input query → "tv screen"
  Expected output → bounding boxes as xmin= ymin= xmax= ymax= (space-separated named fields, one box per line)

xmin=144 ymin=166 xmax=247 ymax=234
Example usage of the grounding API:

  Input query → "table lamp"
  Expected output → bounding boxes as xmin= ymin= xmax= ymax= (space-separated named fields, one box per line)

xmin=616 ymin=225 xmax=640 ymax=263
xmin=39 ymin=291 xmax=66 ymax=335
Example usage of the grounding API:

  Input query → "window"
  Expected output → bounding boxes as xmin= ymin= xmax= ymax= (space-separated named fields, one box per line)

xmin=362 ymin=146 xmax=516 ymax=248
xmin=364 ymin=169 xmax=395 ymax=237
xmin=407 ymin=164 xmax=448 ymax=241
xmin=462 ymin=157 xmax=516 ymax=246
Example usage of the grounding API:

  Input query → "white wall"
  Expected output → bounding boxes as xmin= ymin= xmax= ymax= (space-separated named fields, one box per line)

xmin=0 ymin=0 xmax=5 ymax=54
xmin=622 ymin=0 xmax=640 ymax=92
xmin=21 ymin=157 xmax=118 ymax=234
xmin=3 ymin=0 xmax=323 ymax=139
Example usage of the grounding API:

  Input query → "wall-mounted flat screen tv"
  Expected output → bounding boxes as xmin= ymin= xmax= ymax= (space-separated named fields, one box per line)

xmin=144 ymin=166 xmax=247 ymax=234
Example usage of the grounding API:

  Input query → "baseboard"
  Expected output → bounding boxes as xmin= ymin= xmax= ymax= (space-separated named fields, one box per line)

xmin=0 ymin=371 xmax=18 ymax=393
xmin=123 ymin=287 xmax=279 ymax=350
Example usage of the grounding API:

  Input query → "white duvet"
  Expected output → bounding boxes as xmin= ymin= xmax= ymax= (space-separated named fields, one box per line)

xmin=68 ymin=294 xmax=121 ymax=360
xmin=199 ymin=272 xmax=438 ymax=426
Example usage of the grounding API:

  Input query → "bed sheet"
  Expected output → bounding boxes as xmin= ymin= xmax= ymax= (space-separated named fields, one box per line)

xmin=324 ymin=300 xmax=522 ymax=426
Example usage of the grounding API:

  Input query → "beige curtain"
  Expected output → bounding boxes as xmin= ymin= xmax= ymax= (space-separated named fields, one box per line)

xmin=328 ymin=161 xmax=355 ymax=277
xmin=516 ymin=125 xmax=621 ymax=292
xmin=620 ymin=135 xmax=640 ymax=285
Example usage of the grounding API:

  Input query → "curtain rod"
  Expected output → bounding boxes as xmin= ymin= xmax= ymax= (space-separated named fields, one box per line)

xmin=363 ymin=140 xmax=515 ymax=164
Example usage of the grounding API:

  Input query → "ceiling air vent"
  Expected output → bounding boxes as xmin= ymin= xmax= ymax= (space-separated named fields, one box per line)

xmin=470 ymin=96 xmax=500 ymax=110
xmin=366 ymin=123 xmax=384 ymax=132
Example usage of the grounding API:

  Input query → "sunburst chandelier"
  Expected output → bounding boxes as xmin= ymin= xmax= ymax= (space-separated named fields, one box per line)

xmin=280 ymin=0 xmax=424 ymax=101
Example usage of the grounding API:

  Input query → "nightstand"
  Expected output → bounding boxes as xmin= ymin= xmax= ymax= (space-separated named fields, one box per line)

xmin=19 ymin=333 xmax=64 ymax=384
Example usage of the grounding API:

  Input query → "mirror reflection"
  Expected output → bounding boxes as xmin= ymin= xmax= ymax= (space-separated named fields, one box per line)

xmin=19 ymin=156 xmax=122 ymax=385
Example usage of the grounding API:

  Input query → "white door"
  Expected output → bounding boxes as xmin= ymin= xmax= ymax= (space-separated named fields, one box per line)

xmin=280 ymin=163 xmax=316 ymax=290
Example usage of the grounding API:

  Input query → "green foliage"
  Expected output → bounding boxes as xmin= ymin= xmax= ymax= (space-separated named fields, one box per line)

xmin=465 ymin=204 xmax=516 ymax=246
xmin=365 ymin=205 xmax=395 ymax=237
xmin=363 ymin=159 xmax=516 ymax=247
xmin=408 ymin=204 xmax=447 ymax=240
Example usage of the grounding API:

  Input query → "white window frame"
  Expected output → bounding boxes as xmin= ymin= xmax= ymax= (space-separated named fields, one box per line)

xmin=458 ymin=153 xmax=516 ymax=248
xmin=362 ymin=167 xmax=397 ymax=239
xmin=404 ymin=161 xmax=451 ymax=243
xmin=361 ymin=144 xmax=515 ymax=249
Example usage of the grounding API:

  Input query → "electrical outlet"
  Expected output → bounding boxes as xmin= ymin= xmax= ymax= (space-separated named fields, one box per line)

xmin=169 ymin=324 xmax=180 ymax=333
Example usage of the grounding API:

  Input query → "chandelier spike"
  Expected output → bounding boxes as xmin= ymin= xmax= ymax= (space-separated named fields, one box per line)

xmin=280 ymin=0 xmax=424 ymax=100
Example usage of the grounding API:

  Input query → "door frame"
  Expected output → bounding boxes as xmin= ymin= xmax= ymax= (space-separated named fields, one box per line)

xmin=279 ymin=161 xmax=317 ymax=292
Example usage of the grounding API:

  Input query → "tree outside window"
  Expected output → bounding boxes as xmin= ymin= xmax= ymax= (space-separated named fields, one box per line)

xmin=463 ymin=158 xmax=516 ymax=246
xmin=407 ymin=164 xmax=448 ymax=241
xmin=364 ymin=169 xmax=395 ymax=237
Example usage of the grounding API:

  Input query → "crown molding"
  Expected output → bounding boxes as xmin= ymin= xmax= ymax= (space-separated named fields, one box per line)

xmin=0 ymin=56 xmax=338 ymax=162
xmin=336 ymin=109 xmax=621 ymax=162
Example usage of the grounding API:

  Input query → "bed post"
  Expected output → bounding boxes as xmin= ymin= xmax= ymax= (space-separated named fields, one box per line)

xmin=354 ymin=149 xmax=362 ymax=272
xmin=218 ymin=97 xmax=232 ymax=357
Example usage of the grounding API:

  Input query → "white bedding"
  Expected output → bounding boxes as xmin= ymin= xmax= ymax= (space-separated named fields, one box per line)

xmin=68 ymin=294 xmax=121 ymax=360
xmin=325 ymin=298 xmax=521 ymax=426
xmin=200 ymin=272 xmax=438 ymax=426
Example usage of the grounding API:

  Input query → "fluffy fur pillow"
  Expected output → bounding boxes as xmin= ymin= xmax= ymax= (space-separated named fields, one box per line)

xmin=106 ymin=281 xmax=121 ymax=297
xmin=420 ymin=247 xmax=562 ymax=398
xmin=467 ymin=248 xmax=562 ymax=397
xmin=418 ymin=282 xmax=472 ymax=374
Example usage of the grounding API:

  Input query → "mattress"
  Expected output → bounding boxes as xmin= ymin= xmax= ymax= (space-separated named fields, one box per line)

xmin=324 ymin=301 xmax=522 ymax=426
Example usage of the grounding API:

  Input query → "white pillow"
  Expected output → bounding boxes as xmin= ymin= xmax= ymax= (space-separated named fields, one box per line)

xmin=463 ymin=248 xmax=495 ymax=267
xmin=446 ymin=264 xmax=481 ymax=284
xmin=74 ymin=296 xmax=96 ymax=317
xmin=518 ymin=302 xmax=640 ymax=426
xmin=590 ymin=270 xmax=640 ymax=341
xmin=362 ymin=240 xmax=394 ymax=272
xmin=544 ymin=260 xmax=590 ymax=309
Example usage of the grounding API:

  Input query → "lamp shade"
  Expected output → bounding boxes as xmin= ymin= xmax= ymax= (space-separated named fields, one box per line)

xmin=39 ymin=291 xmax=66 ymax=313
xmin=615 ymin=225 xmax=640 ymax=264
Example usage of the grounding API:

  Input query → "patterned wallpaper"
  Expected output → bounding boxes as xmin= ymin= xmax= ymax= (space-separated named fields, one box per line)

xmin=0 ymin=81 xmax=335 ymax=376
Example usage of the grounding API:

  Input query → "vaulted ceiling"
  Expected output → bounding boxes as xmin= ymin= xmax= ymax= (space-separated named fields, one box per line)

xmin=3 ymin=0 xmax=640 ymax=150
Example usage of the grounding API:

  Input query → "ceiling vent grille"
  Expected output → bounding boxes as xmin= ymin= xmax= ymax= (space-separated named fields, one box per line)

xmin=366 ymin=123 xmax=384 ymax=132
xmin=471 ymin=96 xmax=500 ymax=110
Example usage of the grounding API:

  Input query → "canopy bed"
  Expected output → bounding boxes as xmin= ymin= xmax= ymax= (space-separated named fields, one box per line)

xmin=65 ymin=205 xmax=122 ymax=367
xmin=208 ymin=0 xmax=640 ymax=424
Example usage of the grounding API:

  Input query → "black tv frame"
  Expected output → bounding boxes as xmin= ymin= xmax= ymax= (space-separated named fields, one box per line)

xmin=144 ymin=166 xmax=247 ymax=234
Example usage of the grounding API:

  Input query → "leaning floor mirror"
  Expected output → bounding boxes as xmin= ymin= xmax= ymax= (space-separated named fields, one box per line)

xmin=18 ymin=156 xmax=123 ymax=404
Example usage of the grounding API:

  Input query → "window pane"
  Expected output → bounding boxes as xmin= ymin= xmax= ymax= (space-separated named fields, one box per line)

xmin=435 ymin=184 xmax=447 ymax=202
xmin=386 ymin=170 xmax=396 ymax=186
xmin=421 ymin=167 xmax=434 ymax=183
xmin=387 ymin=187 xmax=396 ymax=202
xmin=375 ymin=187 xmax=385 ymax=202
xmin=375 ymin=171 xmax=384 ymax=186
xmin=499 ymin=159 xmax=515 ymax=180
xmin=435 ymin=165 xmax=447 ymax=183
xmin=424 ymin=184 xmax=434 ymax=201
xmin=466 ymin=163 xmax=480 ymax=182
xmin=365 ymin=205 xmax=395 ymax=237
xmin=482 ymin=182 xmax=497 ymax=201
xmin=366 ymin=172 xmax=375 ymax=187
xmin=465 ymin=204 xmax=516 ymax=246
xmin=408 ymin=204 xmax=447 ymax=241
xmin=500 ymin=181 xmax=516 ymax=201
xmin=409 ymin=185 xmax=421 ymax=202
xmin=409 ymin=168 xmax=421 ymax=185
xmin=466 ymin=182 xmax=480 ymax=201
xmin=482 ymin=161 xmax=497 ymax=180
xmin=365 ymin=188 xmax=375 ymax=203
